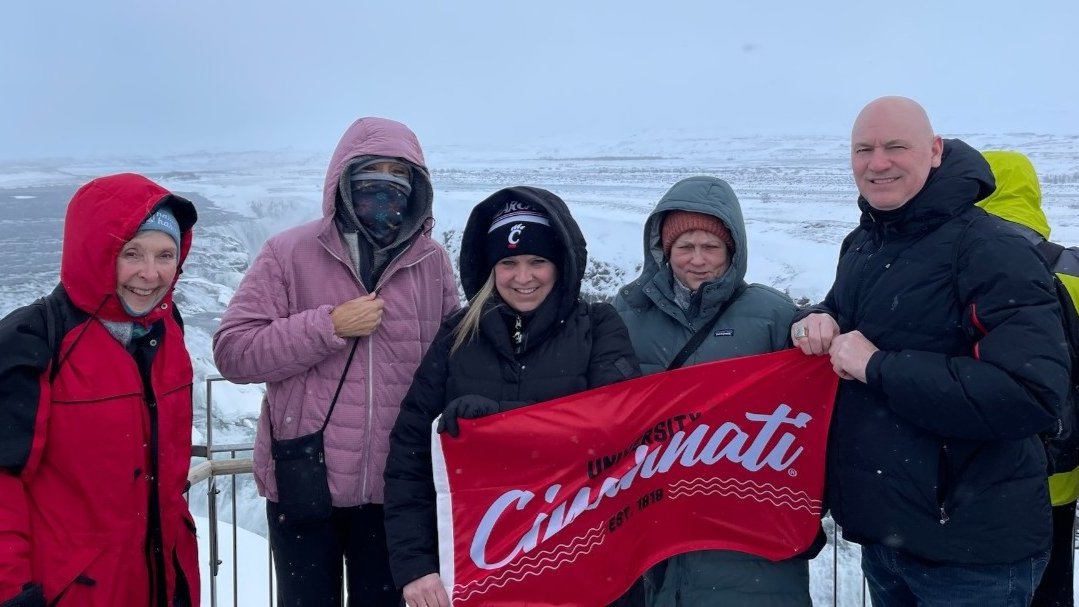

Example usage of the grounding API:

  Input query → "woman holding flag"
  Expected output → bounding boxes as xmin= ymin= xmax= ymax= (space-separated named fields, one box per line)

xmin=614 ymin=175 xmax=820 ymax=606
xmin=384 ymin=186 xmax=642 ymax=607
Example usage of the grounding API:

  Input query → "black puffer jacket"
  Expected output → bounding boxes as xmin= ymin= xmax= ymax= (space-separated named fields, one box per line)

xmin=383 ymin=186 xmax=641 ymax=587
xmin=797 ymin=139 xmax=1070 ymax=563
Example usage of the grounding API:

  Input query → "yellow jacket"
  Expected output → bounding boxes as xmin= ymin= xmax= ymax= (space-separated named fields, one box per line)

xmin=979 ymin=150 xmax=1079 ymax=505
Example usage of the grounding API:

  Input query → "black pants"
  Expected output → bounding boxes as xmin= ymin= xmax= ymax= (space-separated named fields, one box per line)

xmin=267 ymin=501 xmax=400 ymax=607
xmin=1033 ymin=501 xmax=1076 ymax=607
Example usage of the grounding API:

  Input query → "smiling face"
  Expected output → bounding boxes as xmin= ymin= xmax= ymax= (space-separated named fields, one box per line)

xmin=493 ymin=254 xmax=558 ymax=313
xmin=851 ymin=97 xmax=943 ymax=211
xmin=115 ymin=230 xmax=178 ymax=316
xmin=668 ymin=229 xmax=730 ymax=291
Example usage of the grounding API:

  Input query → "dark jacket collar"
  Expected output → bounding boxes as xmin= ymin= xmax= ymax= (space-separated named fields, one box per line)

xmin=479 ymin=285 xmax=567 ymax=359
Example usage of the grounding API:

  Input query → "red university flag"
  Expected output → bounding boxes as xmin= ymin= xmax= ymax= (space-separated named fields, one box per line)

xmin=432 ymin=349 xmax=838 ymax=606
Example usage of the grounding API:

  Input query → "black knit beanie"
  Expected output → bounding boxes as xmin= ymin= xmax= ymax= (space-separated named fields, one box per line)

xmin=485 ymin=200 xmax=563 ymax=269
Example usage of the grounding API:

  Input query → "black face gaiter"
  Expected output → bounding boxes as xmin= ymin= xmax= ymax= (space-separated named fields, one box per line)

xmin=351 ymin=178 xmax=410 ymax=247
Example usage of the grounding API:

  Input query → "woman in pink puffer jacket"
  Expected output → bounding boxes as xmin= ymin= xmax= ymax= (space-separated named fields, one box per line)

xmin=213 ymin=117 xmax=459 ymax=606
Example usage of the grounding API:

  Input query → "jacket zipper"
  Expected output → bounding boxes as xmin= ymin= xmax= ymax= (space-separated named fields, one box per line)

xmin=146 ymin=396 xmax=169 ymax=605
xmin=849 ymin=220 xmax=883 ymax=326
xmin=360 ymin=336 xmax=375 ymax=501
xmin=133 ymin=326 xmax=169 ymax=607
xmin=323 ymin=231 xmax=439 ymax=501
xmin=937 ymin=442 xmax=951 ymax=525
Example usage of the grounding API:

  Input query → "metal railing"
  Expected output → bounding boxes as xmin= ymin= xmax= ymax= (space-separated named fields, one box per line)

xmin=187 ymin=376 xmax=269 ymax=607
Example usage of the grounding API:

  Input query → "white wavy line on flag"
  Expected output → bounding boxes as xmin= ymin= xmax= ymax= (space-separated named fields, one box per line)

xmin=669 ymin=477 xmax=821 ymax=506
xmin=668 ymin=485 xmax=821 ymax=514
xmin=454 ymin=529 xmax=606 ymax=602
xmin=451 ymin=523 xmax=606 ymax=595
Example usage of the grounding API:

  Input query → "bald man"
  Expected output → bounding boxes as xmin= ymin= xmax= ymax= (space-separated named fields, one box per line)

xmin=790 ymin=97 xmax=1070 ymax=606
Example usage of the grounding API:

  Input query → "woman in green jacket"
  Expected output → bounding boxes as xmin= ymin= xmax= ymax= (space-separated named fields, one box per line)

xmin=614 ymin=175 xmax=815 ymax=606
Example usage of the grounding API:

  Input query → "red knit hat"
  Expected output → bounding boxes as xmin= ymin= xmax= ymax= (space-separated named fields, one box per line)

xmin=661 ymin=211 xmax=735 ymax=258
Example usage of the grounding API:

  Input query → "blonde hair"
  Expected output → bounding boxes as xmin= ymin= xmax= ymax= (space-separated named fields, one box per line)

xmin=451 ymin=271 xmax=497 ymax=355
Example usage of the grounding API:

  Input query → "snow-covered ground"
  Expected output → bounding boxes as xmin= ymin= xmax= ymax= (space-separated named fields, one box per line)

xmin=3 ymin=131 xmax=1079 ymax=605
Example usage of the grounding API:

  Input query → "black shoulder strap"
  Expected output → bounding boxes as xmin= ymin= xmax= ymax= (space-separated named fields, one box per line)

xmin=42 ymin=293 xmax=63 ymax=382
xmin=321 ymin=338 xmax=360 ymax=432
xmin=1055 ymin=279 xmax=1079 ymax=368
xmin=667 ymin=283 xmax=747 ymax=371
xmin=40 ymin=287 xmax=100 ymax=383
xmin=268 ymin=337 xmax=360 ymax=440
xmin=1038 ymin=240 xmax=1066 ymax=267
xmin=171 ymin=304 xmax=185 ymax=333
xmin=1041 ymin=243 xmax=1079 ymax=382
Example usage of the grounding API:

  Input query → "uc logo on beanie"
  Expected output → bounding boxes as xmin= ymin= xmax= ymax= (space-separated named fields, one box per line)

xmin=507 ymin=223 xmax=527 ymax=246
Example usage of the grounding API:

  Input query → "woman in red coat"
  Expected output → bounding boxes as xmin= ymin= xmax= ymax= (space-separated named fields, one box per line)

xmin=0 ymin=174 xmax=200 ymax=606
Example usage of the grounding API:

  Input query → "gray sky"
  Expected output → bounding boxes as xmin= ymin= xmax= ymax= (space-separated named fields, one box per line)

xmin=2 ymin=1 xmax=1076 ymax=159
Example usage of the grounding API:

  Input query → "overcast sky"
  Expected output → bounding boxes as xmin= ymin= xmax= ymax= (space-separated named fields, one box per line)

xmin=2 ymin=1 xmax=1076 ymax=159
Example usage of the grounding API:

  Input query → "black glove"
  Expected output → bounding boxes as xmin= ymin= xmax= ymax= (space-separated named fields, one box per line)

xmin=437 ymin=395 xmax=500 ymax=438
xmin=1 ymin=583 xmax=45 ymax=607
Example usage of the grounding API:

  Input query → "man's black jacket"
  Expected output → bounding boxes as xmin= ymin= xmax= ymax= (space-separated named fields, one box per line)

xmin=797 ymin=139 xmax=1070 ymax=564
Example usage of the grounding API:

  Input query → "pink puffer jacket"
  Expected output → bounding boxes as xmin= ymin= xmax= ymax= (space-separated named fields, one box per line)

xmin=213 ymin=117 xmax=459 ymax=505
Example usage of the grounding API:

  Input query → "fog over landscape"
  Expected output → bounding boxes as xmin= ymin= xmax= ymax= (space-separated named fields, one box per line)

xmin=2 ymin=1 xmax=1076 ymax=159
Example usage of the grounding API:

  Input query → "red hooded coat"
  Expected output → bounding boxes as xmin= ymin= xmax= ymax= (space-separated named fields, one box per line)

xmin=0 ymin=174 xmax=200 ymax=606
